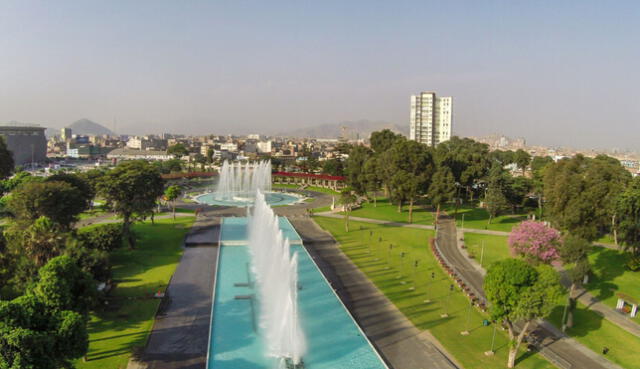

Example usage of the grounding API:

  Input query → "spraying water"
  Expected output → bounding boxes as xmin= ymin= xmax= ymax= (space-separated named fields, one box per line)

xmin=215 ymin=160 xmax=272 ymax=201
xmin=248 ymin=191 xmax=306 ymax=367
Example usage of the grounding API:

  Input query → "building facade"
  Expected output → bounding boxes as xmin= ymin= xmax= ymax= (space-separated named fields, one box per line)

xmin=409 ymin=92 xmax=453 ymax=146
xmin=0 ymin=125 xmax=47 ymax=166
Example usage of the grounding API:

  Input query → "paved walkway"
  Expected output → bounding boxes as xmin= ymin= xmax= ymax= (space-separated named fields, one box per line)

xmin=292 ymin=217 xmax=461 ymax=369
xmin=435 ymin=217 xmax=622 ymax=369
xmin=315 ymin=213 xmax=640 ymax=341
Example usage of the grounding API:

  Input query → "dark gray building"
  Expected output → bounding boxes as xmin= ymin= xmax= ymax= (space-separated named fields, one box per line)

xmin=0 ymin=125 xmax=47 ymax=166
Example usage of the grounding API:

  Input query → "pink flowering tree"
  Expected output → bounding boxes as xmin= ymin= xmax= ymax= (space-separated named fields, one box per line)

xmin=509 ymin=221 xmax=562 ymax=265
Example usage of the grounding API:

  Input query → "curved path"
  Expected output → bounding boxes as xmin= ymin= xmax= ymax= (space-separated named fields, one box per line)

xmin=435 ymin=216 xmax=621 ymax=369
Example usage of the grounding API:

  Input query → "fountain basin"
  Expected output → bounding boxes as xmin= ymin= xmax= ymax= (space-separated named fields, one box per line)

xmin=207 ymin=217 xmax=387 ymax=369
xmin=195 ymin=191 xmax=304 ymax=207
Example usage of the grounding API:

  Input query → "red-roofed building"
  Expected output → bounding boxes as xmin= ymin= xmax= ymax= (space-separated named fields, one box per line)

xmin=273 ymin=171 xmax=345 ymax=191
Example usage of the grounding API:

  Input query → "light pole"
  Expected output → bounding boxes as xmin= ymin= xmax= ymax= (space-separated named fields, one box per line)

xmin=398 ymin=251 xmax=406 ymax=281
xmin=441 ymin=284 xmax=454 ymax=318
xmin=425 ymin=271 xmax=435 ymax=303
xmin=387 ymin=244 xmax=393 ymax=269
xmin=461 ymin=301 xmax=474 ymax=335
xmin=479 ymin=240 xmax=485 ymax=267
xmin=484 ymin=321 xmax=498 ymax=356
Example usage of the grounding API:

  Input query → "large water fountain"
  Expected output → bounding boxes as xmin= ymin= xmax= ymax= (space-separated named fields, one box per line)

xmin=216 ymin=160 xmax=272 ymax=201
xmin=195 ymin=160 xmax=302 ymax=207
xmin=248 ymin=191 xmax=306 ymax=367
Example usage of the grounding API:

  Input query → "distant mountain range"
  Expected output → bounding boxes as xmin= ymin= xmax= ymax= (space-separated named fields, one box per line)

xmin=275 ymin=120 xmax=408 ymax=139
xmin=44 ymin=119 xmax=116 ymax=137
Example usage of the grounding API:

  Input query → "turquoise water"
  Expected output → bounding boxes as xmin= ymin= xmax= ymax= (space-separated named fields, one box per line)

xmin=209 ymin=218 xmax=387 ymax=369
xmin=196 ymin=191 xmax=302 ymax=207
xmin=219 ymin=217 xmax=302 ymax=245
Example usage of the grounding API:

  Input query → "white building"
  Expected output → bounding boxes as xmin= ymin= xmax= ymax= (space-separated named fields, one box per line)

xmin=409 ymin=92 xmax=453 ymax=147
xmin=257 ymin=141 xmax=272 ymax=153
xmin=219 ymin=142 xmax=238 ymax=152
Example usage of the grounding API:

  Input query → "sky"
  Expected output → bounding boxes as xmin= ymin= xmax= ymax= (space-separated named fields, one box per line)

xmin=1 ymin=1 xmax=639 ymax=149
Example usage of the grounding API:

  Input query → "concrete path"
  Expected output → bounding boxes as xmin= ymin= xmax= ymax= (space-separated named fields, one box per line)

xmin=316 ymin=212 xmax=435 ymax=230
xmin=292 ymin=217 xmax=461 ymax=369
xmin=435 ymin=217 xmax=623 ymax=369
xmin=77 ymin=212 xmax=194 ymax=228
xmin=136 ymin=213 xmax=220 ymax=369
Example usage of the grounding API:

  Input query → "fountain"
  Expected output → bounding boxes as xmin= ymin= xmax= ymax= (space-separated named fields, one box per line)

xmin=216 ymin=160 xmax=272 ymax=201
xmin=248 ymin=190 xmax=306 ymax=367
xmin=195 ymin=160 xmax=303 ymax=207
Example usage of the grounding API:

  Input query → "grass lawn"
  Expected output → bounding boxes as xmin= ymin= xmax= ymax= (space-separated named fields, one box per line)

xmin=547 ymin=302 xmax=640 ymax=369
xmin=586 ymin=247 xmax=640 ymax=322
xmin=347 ymin=197 xmax=436 ymax=225
xmin=446 ymin=204 xmax=527 ymax=233
xmin=273 ymin=183 xmax=340 ymax=195
xmin=74 ymin=216 xmax=194 ymax=369
xmin=463 ymin=233 xmax=512 ymax=269
xmin=596 ymin=234 xmax=616 ymax=245
xmin=313 ymin=217 xmax=554 ymax=369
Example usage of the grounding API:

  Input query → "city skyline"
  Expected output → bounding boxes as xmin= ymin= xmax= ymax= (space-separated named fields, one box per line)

xmin=1 ymin=1 xmax=639 ymax=149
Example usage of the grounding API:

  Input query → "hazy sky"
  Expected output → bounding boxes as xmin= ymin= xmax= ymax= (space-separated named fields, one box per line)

xmin=1 ymin=1 xmax=639 ymax=148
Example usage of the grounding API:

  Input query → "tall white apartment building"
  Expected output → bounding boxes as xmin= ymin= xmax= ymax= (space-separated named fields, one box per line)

xmin=409 ymin=92 xmax=453 ymax=147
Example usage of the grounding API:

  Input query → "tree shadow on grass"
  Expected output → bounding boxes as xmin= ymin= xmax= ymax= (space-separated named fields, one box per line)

xmin=587 ymin=247 xmax=627 ymax=303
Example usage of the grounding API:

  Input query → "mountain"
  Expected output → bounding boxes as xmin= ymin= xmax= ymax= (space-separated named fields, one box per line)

xmin=67 ymin=119 xmax=115 ymax=136
xmin=275 ymin=120 xmax=408 ymax=139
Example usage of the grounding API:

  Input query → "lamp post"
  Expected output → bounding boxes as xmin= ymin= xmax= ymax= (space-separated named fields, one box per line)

xmin=485 ymin=321 xmax=498 ymax=356
xmin=461 ymin=301 xmax=474 ymax=335
xmin=398 ymin=251 xmax=406 ymax=280
xmin=425 ymin=271 xmax=435 ymax=303
xmin=441 ymin=284 xmax=454 ymax=318
xmin=479 ymin=240 xmax=485 ymax=267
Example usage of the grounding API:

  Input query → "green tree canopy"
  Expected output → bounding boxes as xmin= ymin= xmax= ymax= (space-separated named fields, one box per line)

xmin=31 ymin=255 xmax=97 ymax=316
xmin=7 ymin=180 xmax=90 ymax=230
xmin=428 ymin=165 xmax=456 ymax=212
xmin=164 ymin=185 xmax=183 ymax=220
xmin=544 ymin=154 xmax=630 ymax=241
xmin=435 ymin=136 xmax=490 ymax=201
xmin=615 ymin=176 xmax=640 ymax=259
xmin=369 ymin=129 xmax=403 ymax=153
xmin=514 ymin=149 xmax=531 ymax=175
xmin=322 ymin=158 xmax=345 ymax=176
xmin=97 ymin=160 xmax=165 ymax=248
xmin=0 ymin=294 xmax=88 ymax=369
xmin=484 ymin=259 xmax=563 ymax=368
xmin=345 ymin=145 xmax=373 ymax=196
xmin=167 ymin=143 xmax=189 ymax=159
xmin=0 ymin=136 xmax=14 ymax=180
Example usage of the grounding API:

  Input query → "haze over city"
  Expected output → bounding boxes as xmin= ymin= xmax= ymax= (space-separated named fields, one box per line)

xmin=1 ymin=1 xmax=639 ymax=148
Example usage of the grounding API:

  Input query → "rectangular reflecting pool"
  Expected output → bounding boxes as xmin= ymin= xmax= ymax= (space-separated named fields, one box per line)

xmin=208 ymin=217 xmax=387 ymax=369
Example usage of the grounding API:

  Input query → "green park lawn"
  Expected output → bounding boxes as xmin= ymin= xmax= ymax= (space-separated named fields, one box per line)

xmin=74 ymin=216 xmax=194 ymax=369
xmin=547 ymin=302 xmax=640 ymax=369
xmin=347 ymin=197 xmax=436 ymax=224
xmin=447 ymin=204 xmax=527 ymax=233
xmin=272 ymin=183 xmax=340 ymax=195
xmin=463 ymin=233 xmax=512 ymax=270
xmin=313 ymin=217 xmax=555 ymax=369
xmin=586 ymin=247 xmax=640 ymax=322
xmin=336 ymin=197 xmax=527 ymax=233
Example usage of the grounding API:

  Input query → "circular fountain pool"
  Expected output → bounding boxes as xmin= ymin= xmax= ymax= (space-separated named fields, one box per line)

xmin=194 ymin=191 xmax=304 ymax=207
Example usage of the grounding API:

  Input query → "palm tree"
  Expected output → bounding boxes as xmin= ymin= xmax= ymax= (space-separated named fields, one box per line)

xmin=340 ymin=187 xmax=357 ymax=232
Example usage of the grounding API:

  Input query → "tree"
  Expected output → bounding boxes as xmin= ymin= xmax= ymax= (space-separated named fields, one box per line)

xmin=31 ymin=255 xmax=97 ymax=316
xmin=7 ymin=181 xmax=90 ymax=230
xmin=435 ymin=137 xmax=491 ymax=202
xmin=322 ymin=158 xmax=344 ymax=176
xmin=340 ymin=187 xmax=357 ymax=232
xmin=428 ymin=166 xmax=456 ymax=214
xmin=509 ymin=221 xmax=562 ymax=265
xmin=345 ymin=146 xmax=373 ymax=196
xmin=490 ymin=150 xmax=515 ymax=166
xmin=504 ymin=176 xmax=533 ymax=214
xmin=194 ymin=153 xmax=207 ymax=170
xmin=484 ymin=259 xmax=563 ymax=368
xmin=45 ymin=172 xmax=94 ymax=209
xmin=0 ymin=294 xmax=88 ymax=368
xmin=383 ymin=140 xmax=435 ymax=222
xmin=484 ymin=164 xmax=509 ymax=224
xmin=78 ymin=223 xmax=123 ymax=252
xmin=78 ymin=168 xmax=107 ymax=196
xmin=530 ymin=156 xmax=553 ymax=216
xmin=5 ymin=216 xmax=67 ymax=268
xmin=64 ymin=238 xmax=111 ymax=283
xmin=559 ymin=235 xmax=591 ymax=328
xmin=544 ymin=155 xmax=630 ymax=242
xmin=164 ymin=185 xmax=182 ymax=220
xmin=167 ymin=143 xmax=189 ymax=159
xmin=363 ymin=156 xmax=383 ymax=207
xmin=369 ymin=129 xmax=403 ymax=153
xmin=514 ymin=149 xmax=531 ymax=176
xmin=97 ymin=160 xmax=165 ymax=248
xmin=0 ymin=136 xmax=14 ymax=180
xmin=615 ymin=176 xmax=640 ymax=263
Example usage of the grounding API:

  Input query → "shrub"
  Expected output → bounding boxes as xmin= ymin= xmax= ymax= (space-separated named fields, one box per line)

xmin=79 ymin=223 xmax=123 ymax=252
